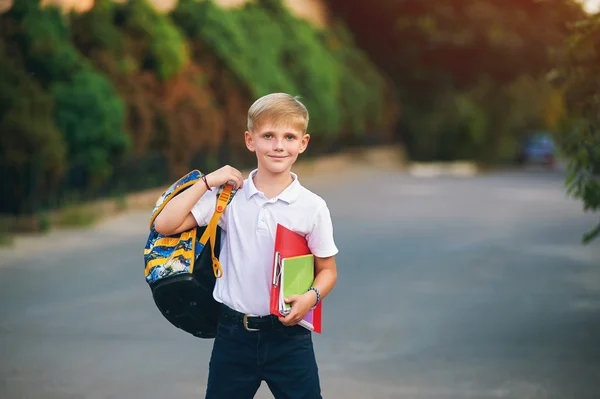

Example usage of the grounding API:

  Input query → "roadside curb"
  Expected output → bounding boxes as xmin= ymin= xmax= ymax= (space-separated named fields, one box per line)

xmin=1 ymin=145 xmax=483 ymax=239
xmin=407 ymin=161 xmax=480 ymax=178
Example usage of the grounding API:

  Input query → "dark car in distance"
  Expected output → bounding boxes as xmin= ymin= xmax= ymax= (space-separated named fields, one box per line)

xmin=516 ymin=133 xmax=556 ymax=169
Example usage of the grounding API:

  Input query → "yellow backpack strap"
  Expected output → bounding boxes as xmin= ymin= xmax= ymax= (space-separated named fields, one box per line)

xmin=194 ymin=184 xmax=234 ymax=278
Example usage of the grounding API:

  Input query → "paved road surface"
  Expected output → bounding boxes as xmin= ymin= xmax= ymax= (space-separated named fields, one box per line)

xmin=1 ymin=167 xmax=599 ymax=399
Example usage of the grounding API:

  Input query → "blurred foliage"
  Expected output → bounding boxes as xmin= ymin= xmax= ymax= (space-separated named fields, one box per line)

xmin=0 ymin=0 xmax=397 ymax=220
xmin=173 ymin=0 xmax=295 ymax=98
xmin=0 ymin=217 xmax=14 ymax=246
xmin=1 ymin=0 xmax=130 ymax=214
xmin=71 ymin=0 xmax=225 ymax=178
xmin=56 ymin=203 xmax=98 ymax=228
xmin=117 ymin=0 xmax=188 ymax=81
xmin=0 ymin=39 xmax=66 ymax=214
xmin=398 ymin=74 xmax=564 ymax=162
xmin=327 ymin=0 xmax=584 ymax=89
xmin=171 ymin=0 xmax=395 ymax=144
xmin=324 ymin=22 xmax=396 ymax=143
xmin=52 ymin=70 xmax=130 ymax=188
xmin=553 ymin=14 xmax=600 ymax=243
xmin=327 ymin=0 xmax=585 ymax=161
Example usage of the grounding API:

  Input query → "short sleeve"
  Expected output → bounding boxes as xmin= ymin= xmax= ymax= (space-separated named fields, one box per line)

xmin=191 ymin=188 xmax=227 ymax=230
xmin=306 ymin=201 xmax=338 ymax=258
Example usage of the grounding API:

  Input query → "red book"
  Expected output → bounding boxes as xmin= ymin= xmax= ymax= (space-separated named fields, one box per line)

xmin=270 ymin=224 xmax=322 ymax=333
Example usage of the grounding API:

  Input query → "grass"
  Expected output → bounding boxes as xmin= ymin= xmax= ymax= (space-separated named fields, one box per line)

xmin=56 ymin=204 xmax=98 ymax=228
xmin=0 ymin=218 xmax=13 ymax=246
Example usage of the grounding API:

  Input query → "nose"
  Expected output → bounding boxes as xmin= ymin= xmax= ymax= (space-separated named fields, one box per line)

xmin=273 ymin=138 xmax=284 ymax=151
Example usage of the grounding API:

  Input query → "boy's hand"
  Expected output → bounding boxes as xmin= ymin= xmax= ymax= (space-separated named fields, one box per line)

xmin=278 ymin=290 xmax=318 ymax=326
xmin=205 ymin=165 xmax=244 ymax=189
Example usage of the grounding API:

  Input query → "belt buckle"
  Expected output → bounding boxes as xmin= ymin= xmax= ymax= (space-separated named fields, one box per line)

xmin=243 ymin=314 xmax=260 ymax=332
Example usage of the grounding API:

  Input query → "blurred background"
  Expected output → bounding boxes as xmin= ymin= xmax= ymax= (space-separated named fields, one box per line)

xmin=0 ymin=0 xmax=598 ymax=243
xmin=1 ymin=2 xmax=600 ymax=399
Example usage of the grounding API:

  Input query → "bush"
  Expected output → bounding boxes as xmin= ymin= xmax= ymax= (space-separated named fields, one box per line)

xmin=0 ymin=218 xmax=14 ymax=246
xmin=70 ymin=0 xmax=223 ymax=179
xmin=0 ymin=38 xmax=66 ymax=214
xmin=325 ymin=22 xmax=388 ymax=139
xmin=171 ymin=0 xmax=396 ymax=143
xmin=116 ymin=0 xmax=188 ymax=81
xmin=56 ymin=204 xmax=98 ymax=228
xmin=4 ymin=0 xmax=131 ymax=197
xmin=52 ymin=69 xmax=131 ymax=189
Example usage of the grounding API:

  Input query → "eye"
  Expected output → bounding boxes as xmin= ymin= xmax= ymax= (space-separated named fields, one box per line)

xmin=285 ymin=134 xmax=296 ymax=140
xmin=263 ymin=133 xmax=273 ymax=139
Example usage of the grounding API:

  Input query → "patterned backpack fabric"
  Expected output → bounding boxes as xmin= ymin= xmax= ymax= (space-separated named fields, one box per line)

xmin=143 ymin=170 xmax=237 ymax=338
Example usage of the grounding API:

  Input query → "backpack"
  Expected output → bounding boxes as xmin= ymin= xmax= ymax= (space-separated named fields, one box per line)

xmin=143 ymin=170 xmax=237 ymax=338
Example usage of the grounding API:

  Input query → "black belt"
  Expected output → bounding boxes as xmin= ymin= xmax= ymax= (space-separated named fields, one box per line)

xmin=219 ymin=304 xmax=283 ymax=332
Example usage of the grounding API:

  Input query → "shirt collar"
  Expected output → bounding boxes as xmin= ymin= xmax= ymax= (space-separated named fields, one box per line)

xmin=244 ymin=169 xmax=301 ymax=204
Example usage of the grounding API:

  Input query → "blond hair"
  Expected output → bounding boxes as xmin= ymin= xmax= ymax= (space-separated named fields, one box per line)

xmin=247 ymin=93 xmax=309 ymax=133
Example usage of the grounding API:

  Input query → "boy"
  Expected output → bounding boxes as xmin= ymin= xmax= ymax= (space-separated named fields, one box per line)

xmin=154 ymin=93 xmax=338 ymax=399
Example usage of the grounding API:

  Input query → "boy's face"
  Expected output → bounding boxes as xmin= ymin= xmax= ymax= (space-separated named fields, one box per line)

xmin=245 ymin=122 xmax=310 ymax=175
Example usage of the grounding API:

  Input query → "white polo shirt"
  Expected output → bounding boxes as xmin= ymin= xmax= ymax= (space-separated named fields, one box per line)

xmin=191 ymin=169 xmax=338 ymax=316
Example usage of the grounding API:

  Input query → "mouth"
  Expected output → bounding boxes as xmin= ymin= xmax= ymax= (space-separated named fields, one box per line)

xmin=268 ymin=155 xmax=288 ymax=160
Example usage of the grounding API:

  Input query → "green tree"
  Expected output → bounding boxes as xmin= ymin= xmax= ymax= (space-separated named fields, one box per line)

xmin=0 ymin=41 xmax=66 ymax=214
xmin=52 ymin=70 xmax=130 ymax=188
xmin=554 ymin=14 xmax=600 ymax=243
xmin=4 ymin=0 xmax=131 ymax=196
xmin=327 ymin=0 xmax=585 ymax=161
xmin=324 ymin=22 xmax=389 ymax=141
xmin=116 ymin=0 xmax=188 ymax=81
xmin=71 ymin=0 xmax=223 ymax=179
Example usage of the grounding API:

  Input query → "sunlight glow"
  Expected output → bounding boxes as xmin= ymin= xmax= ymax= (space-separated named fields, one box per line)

xmin=580 ymin=0 xmax=600 ymax=13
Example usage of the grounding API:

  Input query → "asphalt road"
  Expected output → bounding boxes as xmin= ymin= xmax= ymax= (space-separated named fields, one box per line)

xmin=1 ymin=167 xmax=599 ymax=399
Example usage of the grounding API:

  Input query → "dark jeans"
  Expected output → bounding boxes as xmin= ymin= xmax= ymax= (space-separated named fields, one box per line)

xmin=205 ymin=305 xmax=322 ymax=399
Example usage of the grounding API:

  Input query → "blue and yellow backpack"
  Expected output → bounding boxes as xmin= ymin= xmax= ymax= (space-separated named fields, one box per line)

xmin=144 ymin=170 xmax=237 ymax=338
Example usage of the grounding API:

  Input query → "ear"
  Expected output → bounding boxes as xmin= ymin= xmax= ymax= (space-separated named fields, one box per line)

xmin=298 ymin=133 xmax=310 ymax=154
xmin=245 ymin=131 xmax=255 ymax=152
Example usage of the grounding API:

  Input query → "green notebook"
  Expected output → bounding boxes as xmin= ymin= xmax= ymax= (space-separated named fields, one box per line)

xmin=279 ymin=254 xmax=315 ymax=315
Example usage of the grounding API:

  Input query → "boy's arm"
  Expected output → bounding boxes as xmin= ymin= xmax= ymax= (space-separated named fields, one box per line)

xmin=154 ymin=182 xmax=209 ymax=236
xmin=310 ymin=255 xmax=337 ymax=301
xmin=154 ymin=165 xmax=243 ymax=236
xmin=306 ymin=202 xmax=339 ymax=301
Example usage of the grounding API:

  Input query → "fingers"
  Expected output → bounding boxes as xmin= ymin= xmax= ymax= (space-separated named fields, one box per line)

xmin=229 ymin=167 xmax=243 ymax=189
xmin=278 ymin=295 xmax=302 ymax=326
xmin=284 ymin=295 xmax=298 ymax=304
xmin=224 ymin=165 xmax=243 ymax=189
xmin=278 ymin=313 xmax=300 ymax=326
xmin=206 ymin=165 xmax=244 ymax=189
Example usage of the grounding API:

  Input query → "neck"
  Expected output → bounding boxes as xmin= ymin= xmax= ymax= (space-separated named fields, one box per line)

xmin=253 ymin=167 xmax=293 ymax=199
